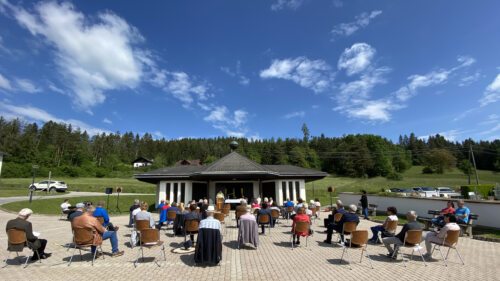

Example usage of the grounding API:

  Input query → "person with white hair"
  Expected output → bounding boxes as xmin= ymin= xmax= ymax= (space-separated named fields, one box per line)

xmin=6 ymin=208 xmax=51 ymax=260
xmin=128 ymin=199 xmax=140 ymax=227
xmin=323 ymin=204 xmax=359 ymax=244
xmin=383 ymin=210 xmax=422 ymax=258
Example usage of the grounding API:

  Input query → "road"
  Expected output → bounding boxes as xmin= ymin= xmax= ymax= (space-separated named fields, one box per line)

xmin=0 ymin=191 xmax=153 ymax=205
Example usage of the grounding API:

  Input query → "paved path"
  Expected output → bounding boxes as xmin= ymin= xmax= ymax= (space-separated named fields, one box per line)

xmin=0 ymin=192 xmax=153 ymax=205
xmin=0 ymin=210 xmax=498 ymax=281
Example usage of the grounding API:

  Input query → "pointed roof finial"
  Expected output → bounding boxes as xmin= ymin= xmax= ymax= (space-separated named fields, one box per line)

xmin=229 ymin=141 xmax=239 ymax=151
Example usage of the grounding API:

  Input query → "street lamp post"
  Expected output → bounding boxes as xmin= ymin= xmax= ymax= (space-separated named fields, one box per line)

xmin=29 ymin=165 xmax=39 ymax=204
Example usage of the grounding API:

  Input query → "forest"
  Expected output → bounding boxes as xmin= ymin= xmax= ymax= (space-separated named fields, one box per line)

xmin=0 ymin=117 xmax=498 ymax=179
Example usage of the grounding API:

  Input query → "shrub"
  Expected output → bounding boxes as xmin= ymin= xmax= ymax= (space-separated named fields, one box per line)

xmin=386 ymin=171 xmax=403 ymax=181
xmin=461 ymin=184 xmax=495 ymax=199
xmin=422 ymin=166 xmax=434 ymax=174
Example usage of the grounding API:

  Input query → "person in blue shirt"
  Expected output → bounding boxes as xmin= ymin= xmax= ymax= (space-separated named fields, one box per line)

xmin=284 ymin=198 xmax=294 ymax=208
xmin=257 ymin=203 xmax=272 ymax=234
xmin=166 ymin=202 xmax=180 ymax=225
xmin=93 ymin=200 xmax=119 ymax=231
xmin=455 ymin=199 xmax=471 ymax=224
xmin=157 ymin=199 xmax=166 ymax=225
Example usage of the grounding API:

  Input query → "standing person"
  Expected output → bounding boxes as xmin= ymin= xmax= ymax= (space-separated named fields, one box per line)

xmin=360 ymin=190 xmax=369 ymax=220
xmin=423 ymin=214 xmax=460 ymax=259
xmin=157 ymin=199 xmax=166 ymax=224
xmin=93 ymin=201 xmax=119 ymax=231
xmin=383 ymin=211 xmax=422 ymax=258
xmin=6 ymin=208 xmax=51 ymax=261
xmin=128 ymin=199 xmax=140 ymax=227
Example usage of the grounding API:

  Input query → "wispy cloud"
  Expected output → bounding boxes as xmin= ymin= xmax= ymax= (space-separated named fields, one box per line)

xmin=102 ymin=118 xmax=112 ymax=124
xmin=271 ymin=0 xmax=305 ymax=11
xmin=283 ymin=110 xmax=305 ymax=119
xmin=338 ymin=43 xmax=376 ymax=76
xmin=0 ymin=101 xmax=109 ymax=135
xmin=480 ymin=73 xmax=500 ymax=107
xmin=419 ymin=129 xmax=463 ymax=142
xmin=0 ymin=72 xmax=12 ymax=91
xmin=331 ymin=10 xmax=382 ymax=39
xmin=204 ymin=105 xmax=249 ymax=137
xmin=260 ymin=57 xmax=333 ymax=93
xmin=14 ymin=78 xmax=40 ymax=93
xmin=165 ymin=72 xmax=210 ymax=108
xmin=221 ymin=61 xmax=250 ymax=85
xmin=459 ymin=71 xmax=481 ymax=87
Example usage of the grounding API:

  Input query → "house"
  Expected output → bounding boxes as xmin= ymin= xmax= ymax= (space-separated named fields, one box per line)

xmin=132 ymin=156 xmax=153 ymax=168
xmin=135 ymin=142 xmax=327 ymax=205
xmin=175 ymin=159 xmax=202 ymax=166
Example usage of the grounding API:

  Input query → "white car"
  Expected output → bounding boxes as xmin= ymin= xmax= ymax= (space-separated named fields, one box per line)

xmin=436 ymin=187 xmax=462 ymax=198
xmin=29 ymin=180 xmax=68 ymax=192
xmin=412 ymin=187 xmax=439 ymax=197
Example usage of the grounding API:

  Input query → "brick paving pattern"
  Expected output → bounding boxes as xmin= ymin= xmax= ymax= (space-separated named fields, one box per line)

xmin=0 ymin=210 xmax=498 ymax=281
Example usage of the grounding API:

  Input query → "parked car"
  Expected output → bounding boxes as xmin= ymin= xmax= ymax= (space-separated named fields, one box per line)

xmin=412 ymin=186 xmax=439 ymax=197
xmin=436 ymin=187 xmax=462 ymax=198
xmin=29 ymin=180 xmax=68 ymax=192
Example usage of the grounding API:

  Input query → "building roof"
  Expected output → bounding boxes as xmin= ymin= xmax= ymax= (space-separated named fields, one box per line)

xmin=131 ymin=156 xmax=153 ymax=164
xmin=135 ymin=151 xmax=327 ymax=183
xmin=176 ymin=159 xmax=202 ymax=166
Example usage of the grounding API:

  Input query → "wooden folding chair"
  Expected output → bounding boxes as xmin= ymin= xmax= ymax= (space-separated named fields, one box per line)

xmin=378 ymin=220 xmax=398 ymax=243
xmin=257 ymin=213 xmax=271 ymax=236
xmin=235 ymin=210 xmax=246 ymax=227
xmin=166 ymin=211 xmax=177 ymax=233
xmin=68 ymin=228 xmax=103 ymax=266
xmin=430 ymin=229 xmax=464 ymax=266
xmin=290 ymin=221 xmax=310 ymax=249
xmin=184 ymin=219 xmax=200 ymax=244
xmin=214 ymin=212 xmax=227 ymax=234
xmin=3 ymin=229 xmax=41 ymax=268
xmin=340 ymin=221 xmax=358 ymax=244
xmin=134 ymin=228 xmax=166 ymax=267
xmin=339 ymin=230 xmax=374 ymax=270
xmin=271 ymin=209 xmax=280 ymax=226
xmin=395 ymin=229 xmax=426 ymax=267
xmin=285 ymin=206 xmax=294 ymax=222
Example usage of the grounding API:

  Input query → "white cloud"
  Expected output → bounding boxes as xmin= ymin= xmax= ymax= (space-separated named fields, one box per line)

xmin=14 ymin=78 xmax=40 ymax=93
xmin=221 ymin=61 xmax=250 ymax=86
xmin=480 ymin=74 xmax=500 ymax=106
xmin=419 ymin=130 xmax=463 ymax=142
xmin=165 ymin=72 xmax=210 ymax=107
xmin=152 ymin=130 xmax=165 ymax=139
xmin=204 ymin=105 xmax=249 ymax=137
xmin=271 ymin=0 xmax=305 ymax=11
xmin=260 ymin=57 xmax=332 ymax=92
xmin=344 ymin=100 xmax=397 ymax=122
xmin=338 ymin=43 xmax=376 ymax=76
xmin=102 ymin=118 xmax=112 ymax=124
xmin=459 ymin=71 xmax=481 ymax=87
xmin=0 ymin=101 xmax=109 ymax=135
xmin=48 ymin=82 xmax=65 ymax=94
xmin=332 ymin=10 xmax=382 ymax=38
xmin=283 ymin=111 xmax=305 ymax=119
xmin=337 ymin=67 xmax=390 ymax=103
xmin=332 ymin=0 xmax=343 ymax=8
xmin=5 ymin=1 xmax=148 ymax=109
xmin=0 ymin=72 xmax=12 ymax=91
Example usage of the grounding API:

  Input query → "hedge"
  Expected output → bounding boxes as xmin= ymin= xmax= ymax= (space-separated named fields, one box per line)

xmin=460 ymin=184 xmax=495 ymax=199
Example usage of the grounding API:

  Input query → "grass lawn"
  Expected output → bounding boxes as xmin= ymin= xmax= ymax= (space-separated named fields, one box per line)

xmin=0 ymin=177 xmax=155 ymax=195
xmin=0 ymin=195 xmax=157 ymax=215
xmin=306 ymin=166 xmax=500 ymax=205
xmin=371 ymin=215 xmax=409 ymax=225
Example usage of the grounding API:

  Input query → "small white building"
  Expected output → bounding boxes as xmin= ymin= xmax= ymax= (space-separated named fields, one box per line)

xmin=132 ymin=157 xmax=153 ymax=168
xmin=135 ymin=143 xmax=327 ymax=205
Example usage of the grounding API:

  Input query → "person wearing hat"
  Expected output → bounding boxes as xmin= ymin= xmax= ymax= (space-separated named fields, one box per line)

xmin=68 ymin=202 xmax=86 ymax=221
xmin=199 ymin=205 xmax=221 ymax=231
xmin=6 ymin=208 xmax=51 ymax=260
xmin=323 ymin=204 xmax=359 ymax=244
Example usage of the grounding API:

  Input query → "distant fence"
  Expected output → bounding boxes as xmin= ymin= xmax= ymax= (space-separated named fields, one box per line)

xmin=339 ymin=192 xmax=500 ymax=229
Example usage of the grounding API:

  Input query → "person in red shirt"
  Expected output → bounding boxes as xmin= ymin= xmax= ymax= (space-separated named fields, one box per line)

xmin=432 ymin=201 xmax=455 ymax=228
xmin=292 ymin=207 xmax=311 ymax=245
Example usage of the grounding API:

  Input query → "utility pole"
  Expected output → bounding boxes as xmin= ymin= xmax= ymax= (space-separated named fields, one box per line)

xmin=470 ymin=145 xmax=480 ymax=198
xmin=468 ymin=146 xmax=472 ymax=185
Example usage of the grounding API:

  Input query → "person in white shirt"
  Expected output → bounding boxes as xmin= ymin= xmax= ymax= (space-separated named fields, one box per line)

xmin=60 ymin=199 xmax=72 ymax=214
xmin=423 ymin=214 xmax=461 ymax=259
xmin=134 ymin=202 xmax=155 ymax=228
xmin=199 ymin=206 xmax=221 ymax=230
xmin=369 ymin=206 xmax=398 ymax=243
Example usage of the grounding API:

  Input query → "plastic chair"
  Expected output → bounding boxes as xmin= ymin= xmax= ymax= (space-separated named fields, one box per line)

xmin=134 ymin=228 xmax=166 ymax=267
xmin=339 ymin=230 xmax=374 ymax=270
xmin=430 ymin=229 xmax=464 ymax=266
xmin=3 ymin=229 xmax=41 ymax=268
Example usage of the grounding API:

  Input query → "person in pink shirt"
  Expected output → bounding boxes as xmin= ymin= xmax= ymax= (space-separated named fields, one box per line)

xmin=240 ymin=207 xmax=256 ymax=222
xmin=432 ymin=201 xmax=455 ymax=228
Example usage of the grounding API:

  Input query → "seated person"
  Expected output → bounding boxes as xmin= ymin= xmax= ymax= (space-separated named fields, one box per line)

xmin=423 ymin=214 xmax=460 ymax=259
xmin=60 ymin=199 xmax=72 ymax=214
xmin=454 ymin=200 xmax=470 ymax=224
xmin=303 ymin=203 xmax=313 ymax=216
xmin=68 ymin=203 xmax=85 ymax=221
xmin=292 ymin=207 xmax=311 ymax=246
xmin=135 ymin=202 xmax=155 ymax=228
xmin=178 ymin=202 xmax=188 ymax=214
xmin=251 ymin=199 xmax=260 ymax=210
xmin=72 ymin=205 xmax=124 ymax=257
xmin=6 ymin=208 xmax=51 ymax=260
xmin=432 ymin=201 xmax=455 ymax=228
xmin=184 ymin=204 xmax=202 ymax=242
xmin=324 ymin=200 xmax=346 ymax=228
xmin=236 ymin=199 xmax=248 ymax=226
xmin=284 ymin=198 xmax=294 ymax=208
xmin=257 ymin=203 xmax=272 ymax=234
xmin=369 ymin=206 xmax=398 ymax=243
xmin=383 ymin=211 xmax=422 ymax=258
xmin=129 ymin=199 xmax=140 ymax=227
xmin=93 ymin=200 xmax=119 ymax=231
xmin=195 ymin=206 xmax=222 ymax=264
xmin=239 ymin=206 xmax=256 ymax=222
xmin=166 ymin=202 xmax=180 ymax=224
xmin=324 ymin=204 xmax=359 ymax=244
xmin=269 ymin=202 xmax=280 ymax=226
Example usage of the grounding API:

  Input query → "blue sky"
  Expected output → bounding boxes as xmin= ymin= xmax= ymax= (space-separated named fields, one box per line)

xmin=0 ymin=0 xmax=499 ymax=142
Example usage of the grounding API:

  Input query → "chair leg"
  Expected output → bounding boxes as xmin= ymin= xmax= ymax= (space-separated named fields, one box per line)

xmin=416 ymin=247 xmax=427 ymax=267
xmin=340 ymin=247 xmax=346 ymax=263
xmin=3 ymin=252 xmax=10 ymax=268
xmin=445 ymin=247 xmax=451 ymax=260
xmin=68 ymin=246 xmax=77 ymax=266
xmin=91 ymin=249 xmax=97 ymax=266
xmin=437 ymin=247 xmax=447 ymax=267
xmin=134 ymin=247 xmax=140 ymax=267
xmin=365 ymin=248 xmax=374 ymax=269
xmin=344 ymin=247 xmax=352 ymax=270
xmin=23 ymin=254 xmax=30 ymax=268
xmin=360 ymin=248 xmax=364 ymax=263
xmin=455 ymin=248 xmax=465 ymax=265
xmin=141 ymin=246 xmax=145 ymax=262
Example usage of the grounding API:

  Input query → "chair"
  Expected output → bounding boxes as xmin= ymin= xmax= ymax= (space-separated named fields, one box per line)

xmin=95 ymin=217 xmax=109 ymax=230
xmin=235 ymin=210 xmax=246 ymax=227
xmin=214 ymin=212 xmax=227 ymax=234
xmin=166 ymin=211 xmax=177 ymax=233
xmin=131 ymin=220 xmax=151 ymax=247
xmin=285 ymin=206 xmax=294 ymax=221
xmin=271 ymin=209 xmax=280 ymax=225
xmin=377 ymin=220 xmax=398 ymax=243
xmin=134 ymin=228 xmax=166 ymax=267
xmin=68 ymin=228 xmax=103 ymax=266
xmin=184 ymin=219 xmax=200 ymax=244
xmin=3 ymin=229 xmax=41 ymax=268
xmin=257 ymin=213 xmax=271 ymax=235
xmin=310 ymin=209 xmax=317 ymax=224
xmin=340 ymin=221 xmax=357 ymax=244
xmin=394 ymin=230 xmax=426 ymax=267
xmin=238 ymin=219 xmax=259 ymax=249
xmin=430 ymin=229 xmax=464 ymax=266
xmin=339 ymin=230 xmax=374 ymax=270
xmin=290 ymin=221 xmax=310 ymax=249
xmin=222 ymin=207 xmax=230 ymax=218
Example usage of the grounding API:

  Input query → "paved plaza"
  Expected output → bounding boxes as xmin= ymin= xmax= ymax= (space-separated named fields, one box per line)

xmin=0 ymin=209 xmax=498 ymax=281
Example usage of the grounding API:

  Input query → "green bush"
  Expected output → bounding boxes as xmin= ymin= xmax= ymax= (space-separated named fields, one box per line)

xmin=386 ymin=171 xmax=403 ymax=181
xmin=460 ymin=184 xmax=495 ymax=199
xmin=422 ymin=166 xmax=434 ymax=174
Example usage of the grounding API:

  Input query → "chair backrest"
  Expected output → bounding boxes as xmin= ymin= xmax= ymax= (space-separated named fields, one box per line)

xmin=334 ymin=213 xmax=343 ymax=223
xmin=271 ymin=209 xmax=280 ymax=219
xmin=404 ymin=229 xmax=423 ymax=245
xmin=294 ymin=221 xmax=309 ymax=234
xmin=140 ymin=228 xmax=160 ymax=245
xmin=386 ymin=220 xmax=398 ymax=233
xmin=185 ymin=219 xmax=200 ymax=232
xmin=7 ymin=229 xmax=27 ymax=245
xmin=286 ymin=206 xmax=294 ymax=213
xmin=315 ymin=206 xmax=320 ymax=212
xmin=96 ymin=216 xmax=105 ymax=225
xmin=236 ymin=210 xmax=246 ymax=219
xmin=135 ymin=220 xmax=150 ymax=231
xmin=73 ymin=228 xmax=95 ymax=245
xmin=167 ymin=211 xmax=177 ymax=220
xmin=214 ymin=212 xmax=225 ymax=223
xmin=253 ymin=209 xmax=260 ymax=215
xmin=350 ymin=230 xmax=368 ymax=247
xmin=342 ymin=221 xmax=357 ymax=234
xmin=444 ymin=229 xmax=460 ymax=247
xmin=258 ymin=213 xmax=270 ymax=224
